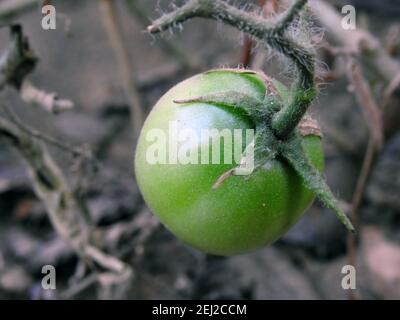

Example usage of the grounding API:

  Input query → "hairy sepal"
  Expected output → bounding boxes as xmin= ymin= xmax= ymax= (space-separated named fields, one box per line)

xmin=279 ymin=133 xmax=355 ymax=232
xmin=174 ymin=91 xmax=279 ymax=122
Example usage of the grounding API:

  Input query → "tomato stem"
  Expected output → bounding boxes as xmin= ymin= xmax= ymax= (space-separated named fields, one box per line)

xmin=148 ymin=0 xmax=316 ymax=140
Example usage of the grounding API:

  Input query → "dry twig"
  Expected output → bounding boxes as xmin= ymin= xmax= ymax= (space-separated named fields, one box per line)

xmin=99 ymin=0 xmax=145 ymax=140
xmin=346 ymin=58 xmax=384 ymax=149
xmin=0 ymin=0 xmax=39 ymax=20
xmin=0 ymin=116 xmax=91 ymax=249
xmin=0 ymin=25 xmax=75 ymax=114
xmin=346 ymin=138 xmax=376 ymax=300
xmin=0 ymin=23 xmax=133 ymax=298
xmin=0 ymin=103 xmax=86 ymax=157
xmin=342 ymin=57 xmax=385 ymax=299
xmin=21 ymin=79 xmax=74 ymax=113
xmin=311 ymin=0 xmax=400 ymax=84
xmin=0 ymin=114 xmax=133 ymax=297
xmin=60 ymin=209 xmax=159 ymax=299
xmin=0 ymin=25 xmax=36 ymax=90
xmin=382 ymin=72 xmax=400 ymax=108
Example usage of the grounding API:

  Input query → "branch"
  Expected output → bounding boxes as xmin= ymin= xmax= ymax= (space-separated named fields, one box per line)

xmin=0 ymin=116 xmax=90 ymax=249
xmin=99 ymin=0 xmax=145 ymax=140
xmin=0 ymin=115 xmax=133 ymax=294
xmin=1 ymin=25 xmax=74 ymax=113
xmin=148 ymin=0 xmax=316 ymax=139
xmin=346 ymin=137 xmax=376 ymax=300
xmin=20 ymin=79 xmax=74 ymax=113
xmin=311 ymin=0 xmax=400 ymax=84
xmin=0 ymin=16 xmax=132 ymax=297
xmin=60 ymin=209 xmax=158 ymax=299
xmin=1 ymin=103 xmax=86 ymax=157
xmin=382 ymin=72 xmax=400 ymax=108
xmin=346 ymin=58 xmax=384 ymax=149
xmin=0 ymin=0 xmax=38 ymax=21
xmin=0 ymin=25 xmax=37 ymax=90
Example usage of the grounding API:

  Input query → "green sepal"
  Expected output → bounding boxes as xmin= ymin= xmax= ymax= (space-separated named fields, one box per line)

xmin=252 ymin=125 xmax=278 ymax=169
xmin=174 ymin=91 xmax=272 ymax=122
xmin=213 ymin=124 xmax=278 ymax=188
xmin=279 ymin=133 xmax=355 ymax=232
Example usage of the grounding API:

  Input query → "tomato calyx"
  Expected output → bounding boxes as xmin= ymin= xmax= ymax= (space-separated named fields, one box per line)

xmin=174 ymin=68 xmax=354 ymax=233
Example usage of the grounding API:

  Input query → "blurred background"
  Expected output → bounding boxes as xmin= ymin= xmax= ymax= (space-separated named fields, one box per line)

xmin=0 ymin=0 xmax=399 ymax=299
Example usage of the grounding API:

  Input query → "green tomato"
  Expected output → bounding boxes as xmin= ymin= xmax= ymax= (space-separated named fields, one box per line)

xmin=135 ymin=70 xmax=324 ymax=256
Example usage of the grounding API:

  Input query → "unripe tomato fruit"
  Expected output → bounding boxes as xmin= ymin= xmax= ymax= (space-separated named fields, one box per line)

xmin=135 ymin=70 xmax=324 ymax=255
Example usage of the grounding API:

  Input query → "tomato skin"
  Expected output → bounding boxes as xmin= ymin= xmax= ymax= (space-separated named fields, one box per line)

xmin=135 ymin=70 xmax=324 ymax=256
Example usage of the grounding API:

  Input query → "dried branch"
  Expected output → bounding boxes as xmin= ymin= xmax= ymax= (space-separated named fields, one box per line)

xmin=0 ymin=21 xmax=131 ymax=286
xmin=0 ymin=26 xmax=91 ymax=248
xmin=351 ymin=140 xmax=376 ymax=227
xmin=241 ymin=35 xmax=253 ymax=67
xmin=0 ymin=0 xmax=38 ymax=21
xmin=311 ymin=2 xmax=399 ymax=299
xmin=1 ymin=103 xmax=86 ymax=158
xmin=0 ymin=115 xmax=133 ymax=295
xmin=340 ymin=56 xmax=385 ymax=299
xmin=0 ymin=116 xmax=90 ymax=250
xmin=346 ymin=138 xmax=376 ymax=300
xmin=341 ymin=55 xmax=389 ymax=300
xmin=1 ymin=25 xmax=75 ymax=113
xmin=99 ymin=0 xmax=145 ymax=140
xmin=61 ymin=209 xmax=158 ymax=299
xmin=60 ymin=272 xmax=97 ymax=299
xmin=382 ymin=72 xmax=400 ymax=108
xmin=384 ymin=24 xmax=400 ymax=56
xmin=346 ymin=58 xmax=384 ymax=149
xmin=0 ymin=25 xmax=37 ymax=90
xmin=20 ymin=79 xmax=74 ymax=113
xmin=0 ymin=11 xmax=133 ymax=298
xmin=311 ymin=0 xmax=400 ymax=84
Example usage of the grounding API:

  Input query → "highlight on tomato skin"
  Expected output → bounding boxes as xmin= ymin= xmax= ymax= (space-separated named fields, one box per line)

xmin=135 ymin=69 xmax=324 ymax=256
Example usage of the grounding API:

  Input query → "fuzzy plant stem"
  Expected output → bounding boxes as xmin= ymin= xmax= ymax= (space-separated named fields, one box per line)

xmin=148 ymin=0 xmax=316 ymax=139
